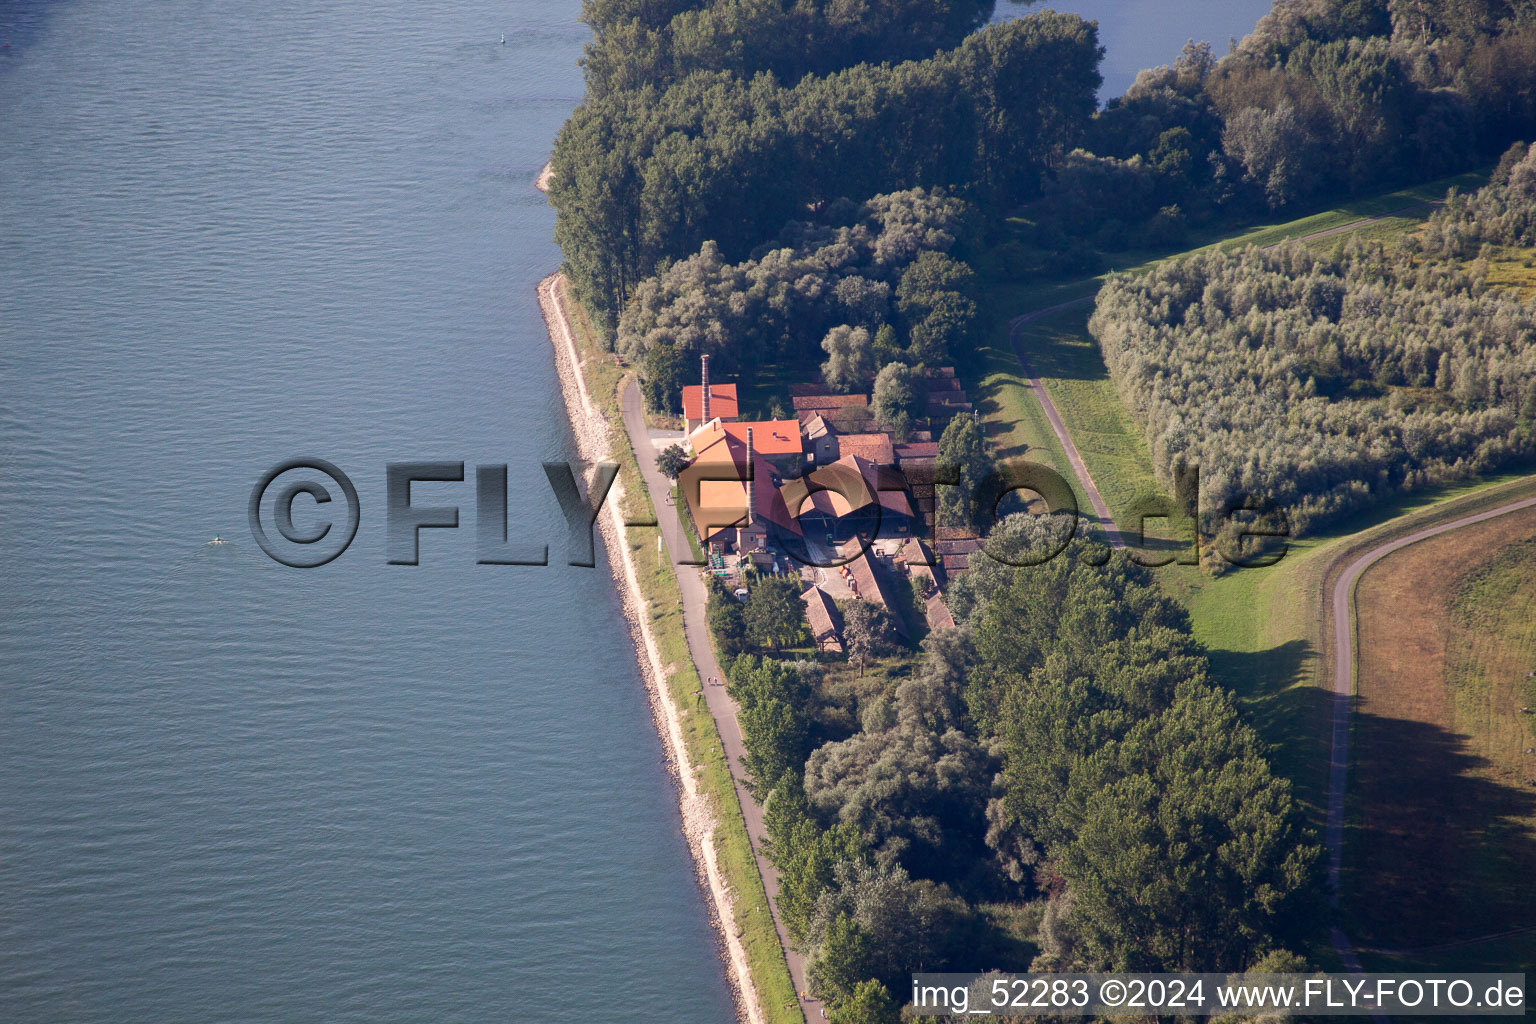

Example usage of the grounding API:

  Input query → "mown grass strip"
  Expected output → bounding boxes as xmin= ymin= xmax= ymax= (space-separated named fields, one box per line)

xmin=560 ymin=286 xmax=804 ymax=1024
xmin=974 ymin=170 xmax=1509 ymax=828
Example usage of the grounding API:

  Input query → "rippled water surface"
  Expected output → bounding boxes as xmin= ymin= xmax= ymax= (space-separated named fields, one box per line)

xmin=994 ymin=0 xmax=1275 ymax=96
xmin=0 ymin=2 xmax=736 ymax=1021
xmin=1 ymin=0 xmax=1278 ymax=1020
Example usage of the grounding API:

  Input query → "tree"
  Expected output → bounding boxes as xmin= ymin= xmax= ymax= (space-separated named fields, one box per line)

xmin=841 ymin=601 xmax=897 ymax=675
xmin=872 ymin=362 xmax=920 ymax=441
xmin=1220 ymin=103 xmax=1319 ymax=208
xmin=1058 ymin=683 xmax=1320 ymax=971
xmin=823 ymin=325 xmax=876 ymax=393
xmin=833 ymin=979 xmax=900 ymax=1024
xmin=935 ymin=413 xmax=988 ymax=529
xmin=767 ymin=779 xmax=871 ymax=941
xmin=732 ymin=656 xmax=814 ymax=796
xmin=807 ymin=859 xmax=962 ymax=997
xmin=898 ymin=252 xmax=980 ymax=363
xmin=706 ymin=577 xmax=748 ymax=664
xmin=804 ymin=655 xmax=991 ymax=880
xmin=872 ymin=323 xmax=903 ymax=367
xmin=897 ymin=251 xmax=977 ymax=312
xmin=744 ymin=576 xmax=811 ymax=651
xmin=809 ymin=913 xmax=874 ymax=1007
xmin=640 ymin=342 xmax=692 ymax=414
xmin=657 ymin=443 xmax=690 ymax=479
xmin=907 ymin=292 xmax=979 ymax=364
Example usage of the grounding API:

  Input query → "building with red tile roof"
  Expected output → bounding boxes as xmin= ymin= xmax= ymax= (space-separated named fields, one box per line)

xmin=842 ymin=550 xmax=909 ymax=637
xmin=682 ymin=384 xmax=738 ymax=428
xmin=893 ymin=441 xmax=940 ymax=462
xmin=926 ymin=592 xmax=957 ymax=630
xmin=680 ymin=421 xmax=802 ymax=548
xmin=791 ymin=393 xmax=868 ymax=411
xmin=780 ymin=454 xmax=912 ymax=540
xmin=721 ymin=420 xmax=801 ymax=456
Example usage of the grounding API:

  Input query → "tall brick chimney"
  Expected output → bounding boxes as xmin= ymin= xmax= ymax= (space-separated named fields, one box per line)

xmin=701 ymin=354 xmax=711 ymax=422
xmin=745 ymin=426 xmax=755 ymax=527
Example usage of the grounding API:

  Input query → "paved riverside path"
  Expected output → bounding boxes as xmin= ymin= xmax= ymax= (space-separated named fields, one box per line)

xmin=618 ymin=379 xmax=817 ymax=1024
xmin=1323 ymin=490 xmax=1536 ymax=993
xmin=1326 ymin=491 xmax=1536 ymax=890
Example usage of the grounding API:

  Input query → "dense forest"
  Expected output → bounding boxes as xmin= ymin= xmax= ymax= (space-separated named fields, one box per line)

xmin=1090 ymin=145 xmax=1536 ymax=542
xmin=577 ymin=0 xmax=996 ymax=98
xmin=1419 ymin=139 xmax=1536 ymax=253
xmin=1023 ymin=0 xmax=1536 ymax=262
xmin=556 ymin=0 xmax=1536 ymax=337
xmin=619 ymin=189 xmax=981 ymax=409
xmin=713 ymin=520 xmax=1319 ymax=1020
xmin=547 ymin=2 xmax=1536 ymax=1020
xmin=551 ymin=7 xmax=1100 ymax=331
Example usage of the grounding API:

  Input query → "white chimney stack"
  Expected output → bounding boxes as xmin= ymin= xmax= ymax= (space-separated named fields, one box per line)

xmin=701 ymin=354 xmax=711 ymax=422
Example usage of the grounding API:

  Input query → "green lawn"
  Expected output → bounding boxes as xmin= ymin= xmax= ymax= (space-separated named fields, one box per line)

xmin=560 ymin=281 xmax=805 ymax=1024
xmin=983 ymin=168 xmax=1487 ymax=315
xmin=968 ymin=168 xmax=1510 ymax=830
xmin=1008 ymin=304 xmax=1170 ymax=535
xmin=962 ymin=331 xmax=1071 ymax=482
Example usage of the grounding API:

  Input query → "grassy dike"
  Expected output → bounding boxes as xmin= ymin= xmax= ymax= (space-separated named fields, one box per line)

xmin=547 ymin=276 xmax=803 ymax=1024
xmin=963 ymin=170 xmax=1506 ymax=821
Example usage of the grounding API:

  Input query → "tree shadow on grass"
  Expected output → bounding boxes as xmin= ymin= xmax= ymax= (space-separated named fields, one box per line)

xmin=1344 ymin=709 xmax=1536 ymax=959
xmin=972 ymin=367 xmax=1033 ymax=463
xmin=1206 ymin=639 xmax=1331 ymax=815
xmin=1013 ymin=309 xmax=1110 ymax=385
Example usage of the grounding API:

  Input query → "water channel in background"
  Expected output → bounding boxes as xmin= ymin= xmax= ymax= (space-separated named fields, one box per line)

xmin=0 ymin=1 xmax=1278 ymax=1019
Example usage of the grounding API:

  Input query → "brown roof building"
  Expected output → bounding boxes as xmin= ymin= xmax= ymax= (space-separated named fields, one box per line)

xmin=843 ymin=550 xmax=909 ymax=638
xmin=780 ymin=454 xmax=913 ymax=537
xmin=682 ymin=355 xmax=739 ymax=432
xmin=792 ymin=393 xmax=868 ymax=414
xmin=681 ymin=421 xmax=802 ymax=547
xmin=682 ymin=384 xmax=738 ymax=423
xmin=894 ymin=441 xmax=940 ymax=462
xmin=926 ymin=592 xmax=957 ymax=631
xmin=800 ymin=586 xmax=844 ymax=654
xmin=835 ymin=433 xmax=895 ymax=465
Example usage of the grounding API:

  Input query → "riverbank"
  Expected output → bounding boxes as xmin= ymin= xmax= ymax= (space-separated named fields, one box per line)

xmin=538 ymin=270 xmax=796 ymax=1024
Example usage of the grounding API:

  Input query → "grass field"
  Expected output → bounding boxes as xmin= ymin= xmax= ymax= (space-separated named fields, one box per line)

xmin=963 ymin=168 xmax=1522 ymax=839
xmin=1004 ymin=304 xmax=1168 ymax=534
xmin=561 ymin=283 xmax=804 ymax=1024
xmin=966 ymin=328 xmax=1072 ymax=481
xmin=1485 ymin=244 xmax=1536 ymax=300
xmin=1348 ymin=506 xmax=1536 ymax=972
xmin=980 ymin=169 xmax=1487 ymax=315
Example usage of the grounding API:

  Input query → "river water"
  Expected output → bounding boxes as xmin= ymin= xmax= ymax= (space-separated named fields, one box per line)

xmin=0 ymin=2 xmax=1273 ymax=1021
xmin=0 ymin=2 xmax=736 ymax=1021
xmin=994 ymin=0 xmax=1274 ymax=97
